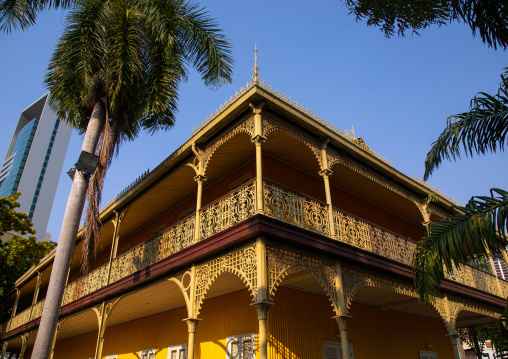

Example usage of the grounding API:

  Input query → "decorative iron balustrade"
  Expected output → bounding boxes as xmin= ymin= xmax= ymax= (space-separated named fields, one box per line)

xmin=31 ymin=299 xmax=45 ymax=320
xmin=333 ymin=209 xmax=416 ymax=266
xmin=3 ymin=178 xmax=507 ymax=334
xmin=264 ymin=179 xmax=330 ymax=237
xmin=8 ymin=306 xmax=31 ymax=331
xmin=200 ymin=179 xmax=256 ymax=239
xmin=332 ymin=207 xmax=504 ymax=297
xmin=445 ymin=265 xmax=502 ymax=297
xmin=62 ymin=262 xmax=109 ymax=306
xmin=110 ymin=214 xmax=196 ymax=283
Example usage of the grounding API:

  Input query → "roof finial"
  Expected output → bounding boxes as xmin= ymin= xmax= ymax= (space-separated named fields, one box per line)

xmin=252 ymin=43 xmax=260 ymax=83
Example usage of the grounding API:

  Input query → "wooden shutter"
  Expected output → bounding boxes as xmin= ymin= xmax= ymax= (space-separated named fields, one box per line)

xmin=324 ymin=342 xmax=340 ymax=359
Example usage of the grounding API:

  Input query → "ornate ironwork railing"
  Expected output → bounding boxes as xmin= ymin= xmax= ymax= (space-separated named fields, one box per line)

xmin=200 ymin=179 xmax=256 ymax=239
xmin=333 ymin=208 xmax=416 ymax=266
xmin=264 ymin=179 xmax=330 ymax=237
xmin=109 ymin=213 xmax=195 ymax=283
xmin=62 ymin=262 xmax=109 ymax=306
xmin=332 ymin=207 xmax=505 ymax=297
xmin=445 ymin=265 xmax=503 ymax=297
xmin=8 ymin=306 xmax=31 ymax=331
xmin=31 ymin=299 xmax=45 ymax=320
xmin=3 ymin=178 xmax=507 ymax=335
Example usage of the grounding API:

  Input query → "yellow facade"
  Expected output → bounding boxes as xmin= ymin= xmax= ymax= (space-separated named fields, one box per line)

xmin=34 ymin=286 xmax=457 ymax=359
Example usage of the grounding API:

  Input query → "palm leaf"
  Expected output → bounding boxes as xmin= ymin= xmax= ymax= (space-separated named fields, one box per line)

xmin=424 ymin=70 xmax=508 ymax=180
xmin=413 ymin=188 xmax=508 ymax=303
xmin=0 ymin=0 xmax=74 ymax=33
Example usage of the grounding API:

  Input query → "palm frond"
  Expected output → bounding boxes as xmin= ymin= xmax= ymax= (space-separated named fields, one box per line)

xmin=169 ymin=0 xmax=234 ymax=88
xmin=413 ymin=188 xmax=508 ymax=303
xmin=424 ymin=70 xmax=508 ymax=180
xmin=0 ymin=0 xmax=74 ymax=33
xmin=457 ymin=0 xmax=508 ymax=50
xmin=45 ymin=0 xmax=109 ymax=128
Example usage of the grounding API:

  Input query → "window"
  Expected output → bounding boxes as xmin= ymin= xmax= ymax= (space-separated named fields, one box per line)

xmin=418 ymin=350 xmax=438 ymax=359
xmin=322 ymin=341 xmax=354 ymax=359
xmin=139 ymin=348 xmax=156 ymax=359
xmin=167 ymin=343 xmax=187 ymax=359
xmin=226 ymin=333 xmax=255 ymax=359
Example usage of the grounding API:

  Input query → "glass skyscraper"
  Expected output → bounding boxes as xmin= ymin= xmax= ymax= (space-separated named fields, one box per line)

xmin=0 ymin=94 xmax=72 ymax=242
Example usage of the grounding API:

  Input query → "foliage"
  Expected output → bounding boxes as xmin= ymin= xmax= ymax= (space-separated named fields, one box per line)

xmin=0 ymin=194 xmax=55 ymax=298
xmin=458 ymin=323 xmax=498 ymax=355
xmin=491 ymin=299 xmax=508 ymax=356
xmin=0 ymin=0 xmax=74 ymax=33
xmin=424 ymin=70 xmax=508 ymax=180
xmin=0 ymin=192 xmax=35 ymax=236
xmin=44 ymin=0 xmax=233 ymax=271
xmin=413 ymin=70 xmax=508 ymax=303
xmin=0 ymin=236 xmax=55 ymax=298
xmin=344 ymin=0 xmax=508 ymax=49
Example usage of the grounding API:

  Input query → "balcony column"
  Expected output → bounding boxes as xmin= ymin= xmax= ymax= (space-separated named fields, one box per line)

xmin=333 ymin=315 xmax=352 ymax=359
xmin=320 ymin=168 xmax=336 ymax=239
xmin=94 ymin=298 xmax=120 ymax=359
xmin=7 ymin=288 xmax=20 ymax=331
xmin=446 ymin=333 xmax=461 ymax=359
xmin=20 ymin=331 xmax=32 ymax=359
xmin=29 ymin=271 xmax=43 ymax=320
xmin=1 ymin=340 xmax=8 ymax=358
xmin=250 ymin=102 xmax=266 ymax=215
xmin=48 ymin=319 xmax=66 ymax=359
xmin=333 ymin=261 xmax=351 ymax=359
xmin=184 ymin=318 xmax=200 ymax=359
xmin=318 ymin=140 xmax=336 ymax=239
xmin=253 ymin=302 xmax=273 ymax=359
xmin=106 ymin=207 xmax=130 ymax=285
xmin=252 ymin=237 xmax=273 ymax=359
xmin=183 ymin=265 xmax=201 ymax=359
xmin=194 ymin=175 xmax=207 ymax=242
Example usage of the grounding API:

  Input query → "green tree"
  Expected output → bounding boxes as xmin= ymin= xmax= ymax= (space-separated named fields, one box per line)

xmin=31 ymin=0 xmax=233 ymax=357
xmin=0 ymin=236 xmax=55 ymax=298
xmin=0 ymin=193 xmax=55 ymax=299
xmin=0 ymin=192 xmax=35 ymax=236
xmin=344 ymin=0 xmax=508 ymax=49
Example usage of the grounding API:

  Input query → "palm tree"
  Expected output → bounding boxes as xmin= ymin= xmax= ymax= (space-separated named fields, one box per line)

xmin=413 ymin=70 xmax=508 ymax=304
xmin=31 ymin=0 xmax=233 ymax=357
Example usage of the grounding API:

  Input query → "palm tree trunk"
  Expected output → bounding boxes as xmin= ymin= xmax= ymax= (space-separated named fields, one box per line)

xmin=31 ymin=101 xmax=105 ymax=359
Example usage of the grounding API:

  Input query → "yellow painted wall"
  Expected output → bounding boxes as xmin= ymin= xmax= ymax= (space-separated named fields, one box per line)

xmin=49 ymin=287 xmax=258 ymax=359
xmin=348 ymin=300 xmax=454 ymax=359
xmin=196 ymin=287 xmax=258 ymax=358
xmin=53 ymin=329 xmax=97 ymax=359
xmin=101 ymin=305 xmax=189 ymax=359
xmin=49 ymin=283 xmax=455 ymax=359
xmin=269 ymin=286 xmax=455 ymax=359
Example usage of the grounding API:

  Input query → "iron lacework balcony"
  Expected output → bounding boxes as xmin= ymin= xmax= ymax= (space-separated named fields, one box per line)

xmin=3 ymin=178 xmax=506 ymax=334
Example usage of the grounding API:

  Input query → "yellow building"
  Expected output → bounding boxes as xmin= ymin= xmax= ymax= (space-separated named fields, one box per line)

xmin=1 ymin=68 xmax=506 ymax=359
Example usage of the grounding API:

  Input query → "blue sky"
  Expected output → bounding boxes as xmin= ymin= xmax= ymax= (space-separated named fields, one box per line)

xmin=0 ymin=0 xmax=507 ymax=242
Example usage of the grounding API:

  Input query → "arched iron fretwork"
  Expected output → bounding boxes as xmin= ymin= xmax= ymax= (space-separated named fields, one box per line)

xmin=193 ymin=243 xmax=258 ymax=317
xmin=266 ymin=244 xmax=342 ymax=316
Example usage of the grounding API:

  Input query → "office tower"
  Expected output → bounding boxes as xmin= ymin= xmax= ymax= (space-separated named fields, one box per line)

xmin=0 ymin=94 xmax=72 ymax=242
